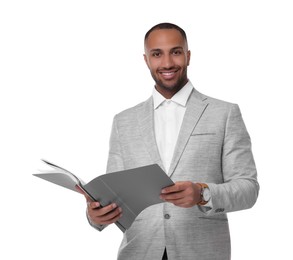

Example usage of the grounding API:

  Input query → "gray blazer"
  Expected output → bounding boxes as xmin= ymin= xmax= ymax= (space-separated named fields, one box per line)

xmin=104 ymin=88 xmax=259 ymax=260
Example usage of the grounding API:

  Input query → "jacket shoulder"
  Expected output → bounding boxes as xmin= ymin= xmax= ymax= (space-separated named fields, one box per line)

xmin=192 ymin=88 xmax=236 ymax=108
xmin=113 ymin=97 xmax=152 ymax=122
xmin=193 ymin=89 xmax=241 ymax=120
xmin=203 ymin=93 xmax=237 ymax=109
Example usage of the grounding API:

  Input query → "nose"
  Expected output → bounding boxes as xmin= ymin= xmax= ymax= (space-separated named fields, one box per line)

xmin=161 ymin=54 xmax=175 ymax=69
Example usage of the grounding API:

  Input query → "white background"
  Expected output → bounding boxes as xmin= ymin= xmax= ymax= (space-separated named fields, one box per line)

xmin=1 ymin=0 xmax=292 ymax=259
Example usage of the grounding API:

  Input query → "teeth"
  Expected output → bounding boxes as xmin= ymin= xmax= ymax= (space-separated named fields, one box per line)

xmin=162 ymin=72 xmax=174 ymax=75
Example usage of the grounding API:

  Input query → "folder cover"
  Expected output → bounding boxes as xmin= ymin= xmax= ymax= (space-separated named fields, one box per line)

xmin=33 ymin=160 xmax=174 ymax=232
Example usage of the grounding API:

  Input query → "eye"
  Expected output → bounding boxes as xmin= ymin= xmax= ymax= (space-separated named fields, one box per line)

xmin=152 ymin=52 xmax=161 ymax=57
xmin=172 ymin=50 xmax=182 ymax=55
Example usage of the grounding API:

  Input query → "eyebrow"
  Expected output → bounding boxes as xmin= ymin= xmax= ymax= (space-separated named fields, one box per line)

xmin=150 ymin=46 xmax=184 ymax=53
xmin=150 ymin=48 xmax=162 ymax=53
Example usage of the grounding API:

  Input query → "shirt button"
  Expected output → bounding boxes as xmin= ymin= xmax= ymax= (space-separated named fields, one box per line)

xmin=164 ymin=214 xmax=170 ymax=219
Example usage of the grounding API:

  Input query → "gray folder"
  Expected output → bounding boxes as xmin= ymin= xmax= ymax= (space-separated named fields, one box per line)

xmin=33 ymin=160 xmax=174 ymax=232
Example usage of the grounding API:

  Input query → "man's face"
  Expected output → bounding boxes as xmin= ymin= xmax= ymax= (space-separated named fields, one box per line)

xmin=144 ymin=29 xmax=190 ymax=97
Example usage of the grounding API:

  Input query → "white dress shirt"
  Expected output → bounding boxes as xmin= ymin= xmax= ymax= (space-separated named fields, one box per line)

xmin=153 ymin=81 xmax=193 ymax=173
xmin=153 ymin=81 xmax=212 ymax=208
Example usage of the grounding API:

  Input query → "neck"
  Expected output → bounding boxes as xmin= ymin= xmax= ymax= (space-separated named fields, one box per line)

xmin=155 ymin=79 xmax=188 ymax=99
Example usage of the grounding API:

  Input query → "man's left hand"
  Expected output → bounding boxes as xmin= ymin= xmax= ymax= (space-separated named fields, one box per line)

xmin=160 ymin=181 xmax=202 ymax=208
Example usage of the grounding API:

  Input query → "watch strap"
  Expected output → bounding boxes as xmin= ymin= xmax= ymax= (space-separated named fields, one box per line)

xmin=197 ymin=182 xmax=209 ymax=205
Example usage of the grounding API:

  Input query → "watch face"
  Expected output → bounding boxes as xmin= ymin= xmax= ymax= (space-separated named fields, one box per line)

xmin=203 ymin=188 xmax=211 ymax=201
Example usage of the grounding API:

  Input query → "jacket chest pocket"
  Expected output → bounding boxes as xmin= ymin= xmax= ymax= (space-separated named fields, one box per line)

xmin=187 ymin=132 xmax=222 ymax=154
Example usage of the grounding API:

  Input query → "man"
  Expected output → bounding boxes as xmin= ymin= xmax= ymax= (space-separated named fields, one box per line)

xmin=81 ymin=23 xmax=259 ymax=260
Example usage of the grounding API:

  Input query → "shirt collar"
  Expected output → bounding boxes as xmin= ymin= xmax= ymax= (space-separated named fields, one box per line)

xmin=152 ymin=81 xmax=194 ymax=109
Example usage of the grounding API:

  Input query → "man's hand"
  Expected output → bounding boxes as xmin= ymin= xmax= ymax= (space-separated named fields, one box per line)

xmin=76 ymin=185 xmax=122 ymax=225
xmin=160 ymin=181 xmax=202 ymax=208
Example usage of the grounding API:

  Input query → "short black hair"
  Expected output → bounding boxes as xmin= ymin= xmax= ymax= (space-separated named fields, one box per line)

xmin=144 ymin=22 xmax=187 ymax=43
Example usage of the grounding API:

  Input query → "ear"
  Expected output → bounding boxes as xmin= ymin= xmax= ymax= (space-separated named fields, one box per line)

xmin=143 ymin=54 xmax=150 ymax=68
xmin=187 ymin=50 xmax=191 ymax=66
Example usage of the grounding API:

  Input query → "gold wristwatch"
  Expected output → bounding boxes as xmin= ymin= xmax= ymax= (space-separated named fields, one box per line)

xmin=197 ymin=183 xmax=211 ymax=205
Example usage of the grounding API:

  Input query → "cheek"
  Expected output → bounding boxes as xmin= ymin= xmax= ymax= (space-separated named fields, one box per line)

xmin=175 ymin=57 xmax=189 ymax=68
xmin=148 ymin=60 xmax=160 ymax=72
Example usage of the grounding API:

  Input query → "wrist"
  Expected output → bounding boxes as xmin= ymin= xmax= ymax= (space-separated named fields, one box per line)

xmin=196 ymin=183 xmax=211 ymax=205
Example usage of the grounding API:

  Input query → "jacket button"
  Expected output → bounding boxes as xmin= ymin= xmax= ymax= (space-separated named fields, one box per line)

xmin=164 ymin=214 xmax=170 ymax=219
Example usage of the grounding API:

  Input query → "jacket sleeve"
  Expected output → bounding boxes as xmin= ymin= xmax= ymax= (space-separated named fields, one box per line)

xmin=106 ymin=115 xmax=125 ymax=174
xmin=87 ymin=115 xmax=125 ymax=231
xmin=200 ymin=104 xmax=259 ymax=215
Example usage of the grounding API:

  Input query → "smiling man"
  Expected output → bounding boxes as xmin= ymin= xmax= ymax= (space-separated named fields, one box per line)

xmin=144 ymin=26 xmax=190 ymax=99
xmin=83 ymin=23 xmax=259 ymax=260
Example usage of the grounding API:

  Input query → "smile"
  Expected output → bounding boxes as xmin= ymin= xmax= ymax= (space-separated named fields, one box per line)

xmin=160 ymin=70 xmax=178 ymax=80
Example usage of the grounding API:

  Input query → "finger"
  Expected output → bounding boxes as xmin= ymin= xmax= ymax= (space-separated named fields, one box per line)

xmin=99 ymin=211 xmax=123 ymax=225
xmin=161 ymin=182 xmax=185 ymax=194
xmin=168 ymin=197 xmax=188 ymax=205
xmin=90 ymin=203 xmax=118 ymax=217
xmin=88 ymin=201 xmax=100 ymax=209
xmin=161 ymin=197 xmax=189 ymax=208
xmin=96 ymin=207 xmax=122 ymax=224
xmin=165 ymin=195 xmax=197 ymax=208
xmin=160 ymin=191 xmax=185 ymax=201
xmin=163 ymin=195 xmax=187 ymax=204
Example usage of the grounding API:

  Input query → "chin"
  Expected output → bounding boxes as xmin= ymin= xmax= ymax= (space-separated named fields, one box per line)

xmin=160 ymin=81 xmax=184 ymax=92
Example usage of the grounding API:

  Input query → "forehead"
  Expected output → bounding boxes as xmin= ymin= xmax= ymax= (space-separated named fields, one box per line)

xmin=145 ymin=29 xmax=187 ymax=50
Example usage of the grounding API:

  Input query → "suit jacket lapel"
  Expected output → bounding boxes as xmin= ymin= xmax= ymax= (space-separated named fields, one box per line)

xmin=136 ymin=97 xmax=165 ymax=171
xmin=168 ymin=89 xmax=209 ymax=177
xmin=136 ymin=89 xmax=209 ymax=175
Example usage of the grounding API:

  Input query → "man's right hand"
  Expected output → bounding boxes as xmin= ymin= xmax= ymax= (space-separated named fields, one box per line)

xmin=87 ymin=201 xmax=122 ymax=225
xmin=76 ymin=185 xmax=122 ymax=226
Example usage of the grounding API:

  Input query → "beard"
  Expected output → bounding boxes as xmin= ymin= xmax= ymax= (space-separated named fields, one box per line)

xmin=151 ymin=66 xmax=188 ymax=94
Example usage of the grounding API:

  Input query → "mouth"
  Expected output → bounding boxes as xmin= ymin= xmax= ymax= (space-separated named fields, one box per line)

xmin=159 ymin=70 xmax=178 ymax=80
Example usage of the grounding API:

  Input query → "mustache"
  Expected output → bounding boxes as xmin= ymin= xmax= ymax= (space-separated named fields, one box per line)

xmin=158 ymin=66 xmax=180 ymax=71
